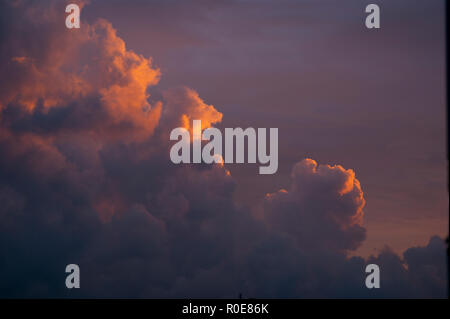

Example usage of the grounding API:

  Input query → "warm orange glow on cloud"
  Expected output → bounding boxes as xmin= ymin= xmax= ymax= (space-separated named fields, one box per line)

xmin=1 ymin=16 xmax=166 ymax=141
xmin=94 ymin=20 xmax=162 ymax=140
xmin=262 ymin=158 xmax=366 ymax=253
xmin=165 ymin=87 xmax=223 ymax=131
xmin=0 ymin=5 xmax=225 ymax=220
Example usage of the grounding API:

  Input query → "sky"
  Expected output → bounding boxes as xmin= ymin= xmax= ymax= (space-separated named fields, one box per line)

xmin=81 ymin=0 xmax=448 ymax=256
xmin=0 ymin=0 xmax=447 ymax=298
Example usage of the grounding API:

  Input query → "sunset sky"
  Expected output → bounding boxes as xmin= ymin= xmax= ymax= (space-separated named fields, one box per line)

xmin=0 ymin=0 xmax=447 ymax=298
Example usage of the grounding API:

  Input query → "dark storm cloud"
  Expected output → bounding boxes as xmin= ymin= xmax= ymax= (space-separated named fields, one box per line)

xmin=0 ymin=0 xmax=447 ymax=298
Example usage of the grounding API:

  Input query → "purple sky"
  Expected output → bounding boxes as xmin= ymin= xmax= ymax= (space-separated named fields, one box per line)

xmin=84 ymin=0 xmax=448 ymax=256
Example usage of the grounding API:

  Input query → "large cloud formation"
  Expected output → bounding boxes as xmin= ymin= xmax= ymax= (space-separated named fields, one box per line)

xmin=263 ymin=159 xmax=366 ymax=253
xmin=0 ymin=0 xmax=447 ymax=298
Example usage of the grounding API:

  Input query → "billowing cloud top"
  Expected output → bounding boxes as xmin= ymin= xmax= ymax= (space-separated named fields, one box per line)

xmin=263 ymin=159 xmax=366 ymax=253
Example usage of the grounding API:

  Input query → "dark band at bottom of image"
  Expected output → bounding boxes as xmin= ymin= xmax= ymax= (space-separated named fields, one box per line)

xmin=3 ymin=298 xmax=443 ymax=317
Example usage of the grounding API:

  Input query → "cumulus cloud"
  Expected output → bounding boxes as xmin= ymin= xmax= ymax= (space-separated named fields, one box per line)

xmin=161 ymin=87 xmax=223 ymax=131
xmin=1 ymin=1 xmax=161 ymax=141
xmin=0 ymin=0 xmax=446 ymax=298
xmin=262 ymin=159 xmax=366 ymax=253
